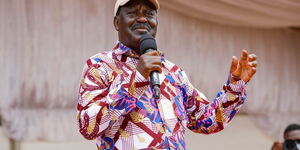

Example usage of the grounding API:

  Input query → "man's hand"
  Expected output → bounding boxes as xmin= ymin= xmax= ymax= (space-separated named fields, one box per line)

xmin=136 ymin=51 xmax=162 ymax=79
xmin=230 ymin=50 xmax=257 ymax=82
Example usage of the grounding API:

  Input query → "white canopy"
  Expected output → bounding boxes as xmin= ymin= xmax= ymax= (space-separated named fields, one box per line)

xmin=160 ymin=0 xmax=300 ymax=28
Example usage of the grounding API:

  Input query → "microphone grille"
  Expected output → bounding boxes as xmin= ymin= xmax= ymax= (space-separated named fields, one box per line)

xmin=139 ymin=34 xmax=157 ymax=54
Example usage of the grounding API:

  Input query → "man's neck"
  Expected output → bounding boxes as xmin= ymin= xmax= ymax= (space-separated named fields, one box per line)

xmin=120 ymin=43 xmax=140 ymax=55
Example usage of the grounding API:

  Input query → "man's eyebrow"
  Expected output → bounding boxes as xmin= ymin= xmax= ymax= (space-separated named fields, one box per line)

xmin=124 ymin=7 xmax=137 ymax=11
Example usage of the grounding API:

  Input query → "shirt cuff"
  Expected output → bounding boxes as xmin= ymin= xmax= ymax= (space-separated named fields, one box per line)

xmin=225 ymin=74 xmax=246 ymax=93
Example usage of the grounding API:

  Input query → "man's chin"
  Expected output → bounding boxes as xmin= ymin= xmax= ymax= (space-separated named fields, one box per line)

xmin=130 ymin=32 xmax=149 ymax=42
xmin=134 ymin=30 xmax=149 ymax=36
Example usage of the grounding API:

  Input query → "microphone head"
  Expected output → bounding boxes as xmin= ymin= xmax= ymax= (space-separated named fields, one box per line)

xmin=139 ymin=34 xmax=157 ymax=54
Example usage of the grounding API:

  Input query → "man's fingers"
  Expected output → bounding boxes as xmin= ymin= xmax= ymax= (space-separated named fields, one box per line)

xmin=233 ymin=53 xmax=245 ymax=76
xmin=230 ymin=56 xmax=238 ymax=73
xmin=151 ymin=65 xmax=162 ymax=73
xmin=137 ymin=51 xmax=162 ymax=78
xmin=244 ymin=67 xmax=256 ymax=82
xmin=147 ymin=50 xmax=159 ymax=56
xmin=240 ymin=49 xmax=248 ymax=62
xmin=145 ymin=56 xmax=162 ymax=66
xmin=250 ymin=67 xmax=257 ymax=76
xmin=248 ymin=54 xmax=257 ymax=62
xmin=249 ymin=61 xmax=257 ymax=67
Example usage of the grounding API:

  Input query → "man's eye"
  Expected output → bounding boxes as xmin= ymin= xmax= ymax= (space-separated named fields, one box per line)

xmin=145 ymin=11 xmax=155 ymax=17
xmin=127 ymin=11 xmax=136 ymax=16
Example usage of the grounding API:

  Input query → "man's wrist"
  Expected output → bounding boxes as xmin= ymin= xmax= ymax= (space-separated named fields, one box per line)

xmin=229 ymin=74 xmax=241 ymax=84
xmin=225 ymin=74 xmax=246 ymax=93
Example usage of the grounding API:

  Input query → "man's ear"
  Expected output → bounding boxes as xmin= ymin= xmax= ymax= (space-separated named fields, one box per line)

xmin=113 ymin=16 xmax=120 ymax=31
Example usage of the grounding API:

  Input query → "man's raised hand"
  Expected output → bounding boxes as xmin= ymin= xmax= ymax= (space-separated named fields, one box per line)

xmin=230 ymin=50 xmax=257 ymax=82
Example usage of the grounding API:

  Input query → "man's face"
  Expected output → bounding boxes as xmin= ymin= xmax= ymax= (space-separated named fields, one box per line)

xmin=114 ymin=0 xmax=158 ymax=53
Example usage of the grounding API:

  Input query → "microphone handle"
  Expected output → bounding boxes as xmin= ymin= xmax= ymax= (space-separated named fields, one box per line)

xmin=145 ymin=49 xmax=160 ymax=99
xmin=150 ymin=71 xmax=160 ymax=99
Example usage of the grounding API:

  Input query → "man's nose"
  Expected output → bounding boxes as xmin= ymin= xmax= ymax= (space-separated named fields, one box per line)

xmin=136 ymin=15 xmax=147 ymax=23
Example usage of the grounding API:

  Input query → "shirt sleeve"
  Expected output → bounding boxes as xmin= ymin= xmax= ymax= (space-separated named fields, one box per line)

xmin=77 ymin=57 xmax=148 ymax=140
xmin=178 ymin=70 xmax=247 ymax=134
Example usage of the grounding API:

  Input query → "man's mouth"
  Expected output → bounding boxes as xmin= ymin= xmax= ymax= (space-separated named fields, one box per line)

xmin=134 ymin=27 xmax=149 ymax=32
xmin=132 ymin=24 xmax=150 ymax=33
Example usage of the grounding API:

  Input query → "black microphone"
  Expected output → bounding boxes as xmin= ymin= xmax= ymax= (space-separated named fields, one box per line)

xmin=139 ymin=34 xmax=160 ymax=99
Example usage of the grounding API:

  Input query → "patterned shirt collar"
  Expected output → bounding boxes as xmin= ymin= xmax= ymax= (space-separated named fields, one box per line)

xmin=113 ymin=41 xmax=140 ymax=59
xmin=113 ymin=41 xmax=165 ymax=61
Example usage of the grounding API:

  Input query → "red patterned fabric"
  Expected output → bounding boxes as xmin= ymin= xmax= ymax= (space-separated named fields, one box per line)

xmin=77 ymin=42 xmax=246 ymax=150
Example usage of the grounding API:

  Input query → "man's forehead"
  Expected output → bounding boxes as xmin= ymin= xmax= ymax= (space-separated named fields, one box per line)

xmin=285 ymin=130 xmax=300 ymax=140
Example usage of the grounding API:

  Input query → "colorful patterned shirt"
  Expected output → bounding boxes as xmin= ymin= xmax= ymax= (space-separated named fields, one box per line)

xmin=77 ymin=42 xmax=247 ymax=150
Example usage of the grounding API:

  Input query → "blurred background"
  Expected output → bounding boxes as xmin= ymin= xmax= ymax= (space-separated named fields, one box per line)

xmin=0 ymin=0 xmax=300 ymax=150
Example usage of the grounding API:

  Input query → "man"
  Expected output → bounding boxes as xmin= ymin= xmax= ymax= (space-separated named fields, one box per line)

xmin=272 ymin=124 xmax=300 ymax=150
xmin=77 ymin=0 xmax=257 ymax=149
